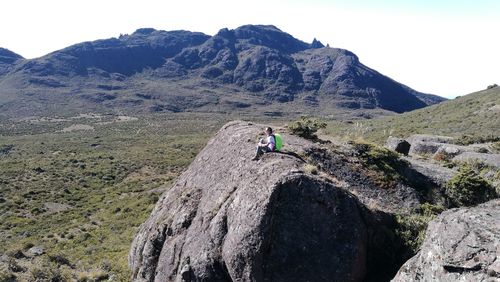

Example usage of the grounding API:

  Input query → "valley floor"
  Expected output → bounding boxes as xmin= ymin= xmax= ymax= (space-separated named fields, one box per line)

xmin=0 ymin=113 xmax=242 ymax=280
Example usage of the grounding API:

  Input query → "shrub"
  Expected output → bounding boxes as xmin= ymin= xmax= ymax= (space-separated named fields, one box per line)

xmin=352 ymin=142 xmax=409 ymax=187
xmin=419 ymin=203 xmax=445 ymax=217
xmin=287 ymin=116 xmax=326 ymax=140
xmin=492 ymin=142 xmax=500 ymax=153
xmin=303 ymin=164 xmax=318 ymax=175
xmin=446 ymin=166 xmax=496 ymax=207
xmin=0 ymin=269 xmax=16 ymax=282
xmin=395 ymin=203 xmax=444 ymax=255
xmin=395 ymin=214 xmax=428 ymax=255
xmin=453 ymin=134 xmax=500 ymax=146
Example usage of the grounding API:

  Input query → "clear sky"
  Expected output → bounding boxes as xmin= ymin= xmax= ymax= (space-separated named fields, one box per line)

xmin=1 ymin=0 xmax=499 ymax=98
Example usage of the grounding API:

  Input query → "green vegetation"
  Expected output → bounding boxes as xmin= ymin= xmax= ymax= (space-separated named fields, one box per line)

xmin=323 ymin=87 xmax=500 ymax=144
xmin=445 ymin=165 xmax=497 ymax=207
xmin=352 ymin=142 xmax=409 ymax=188
xmin=0 ymin=113 xmax=232 ymax=280
xmin=303 ymin=164 xmax=319 ymax=175
xmin=452 ymin=134 xmax=500 ymax=146
xmin=287 ymin=116 xmax=326 ymax=140
xmin=395 ymin=203 xmax=445 ymax=255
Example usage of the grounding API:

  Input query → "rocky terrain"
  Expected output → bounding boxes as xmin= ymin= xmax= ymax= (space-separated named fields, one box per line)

xmin=393 ymin=199 xmax=500 ymax=281
xmin=0 ymin=25 xmax=445 ymax=118
xmin=129 ymin=121 xmax=498 ymax=281
xmin=387 ymin=134 xmax=500 ymax=190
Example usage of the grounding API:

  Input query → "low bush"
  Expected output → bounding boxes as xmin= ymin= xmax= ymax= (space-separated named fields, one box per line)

xmin=453 ymin=134 xmax=500 ymax=146
xmin=0 ymin=269 xmax=16 ymax=282
xmin=445 ymin=166 xmax=497 ymax=207
xmin=303 ymin=164 xmax=318 ymax=175
xmin=352 ymin=142 xmax=409 ymax=187
xmin=287 ymin=116 xmax=326 ymax=140
xmin=395 ymin=214 xmax=428 ymax=255
xmin=395 ymin=203 xmax=445 ymax=255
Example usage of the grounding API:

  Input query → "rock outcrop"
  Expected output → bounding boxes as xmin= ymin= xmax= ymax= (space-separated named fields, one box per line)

xmin=392 ymin=199 xmax=500 ymax=281
xmin=129 ymin=121 xmax=369 ymax=281
xmin=386 ymin=137 xmax=411 ymax=155
xmin=130 ymin=122 xmax=474 ymax=281
xmin=453 ymin=152 xmax=500 ymax=168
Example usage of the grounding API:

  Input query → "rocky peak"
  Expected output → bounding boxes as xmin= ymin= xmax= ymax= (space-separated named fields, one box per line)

xmin=310 ymin=38 xmax=325 ymax=49
xmin=0 ymin=25 xmax=446 ymax=117
xmin=132 ymin=27 xmax=157 ymax=35
xmin=233 ymin=24 xmax=310 ymax=53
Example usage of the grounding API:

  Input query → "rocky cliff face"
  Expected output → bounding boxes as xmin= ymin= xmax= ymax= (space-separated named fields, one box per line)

xmin=129 ymin=121 xmax=460 ymax=281
xmin=0 ymin=25 xmax=445 ymax=118
xmin=392 ymin=199 xmax=500 ymax=281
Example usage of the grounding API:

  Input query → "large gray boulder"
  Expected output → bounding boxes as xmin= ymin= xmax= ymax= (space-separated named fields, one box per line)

xmin=402 ymin=157 xmax=456 ymax=187
xmin=386 ymin=137 xmax=411 ymax=155
xmin=453 ymin=152 xmax=500 ymax=168
xmin=392 ymin=199 xmax=500 ymax=281
xmin=407 ymin=134 xmax=454 ymax=144
xmin=129 ymin=121 xmax=368 ymax=282
xmin=409 ymin=141 xmax=443 ymax=156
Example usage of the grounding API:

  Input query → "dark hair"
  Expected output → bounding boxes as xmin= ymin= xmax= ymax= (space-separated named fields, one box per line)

xmin=265 ymin=127 xmax=273 ymax=133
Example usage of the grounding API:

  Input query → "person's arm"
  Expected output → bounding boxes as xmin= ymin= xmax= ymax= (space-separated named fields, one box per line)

xmin=258 ymin=137 xmax=267 ymax=147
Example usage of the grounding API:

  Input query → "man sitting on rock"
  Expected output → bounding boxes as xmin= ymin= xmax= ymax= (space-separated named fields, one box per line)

xmin=252 ymin=127 xmax=275 ymax=160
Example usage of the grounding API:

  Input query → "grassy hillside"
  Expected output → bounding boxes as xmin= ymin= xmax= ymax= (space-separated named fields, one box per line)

xmin=0 ymin=114 xmax=232 ymax=280
xmin=0 ymin=111 xmax=295 ymax=280
xmin=324 ymin=86 xmax=500 ymax=144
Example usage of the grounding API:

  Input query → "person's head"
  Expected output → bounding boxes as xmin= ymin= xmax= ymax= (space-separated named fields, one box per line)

xmin=264 ymin=127 xmax=273 ymax=136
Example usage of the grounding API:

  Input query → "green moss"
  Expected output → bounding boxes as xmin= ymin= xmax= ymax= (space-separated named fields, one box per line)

xmin=446 ymin=165 xmax=497 ymax=207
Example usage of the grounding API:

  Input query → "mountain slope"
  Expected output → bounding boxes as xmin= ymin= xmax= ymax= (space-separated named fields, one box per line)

xmin=0 ymin=47 xmax=23 ymax=75
xmin=325 ymin=86 xmax=500 ymax=143
xmin=0 ymin=25 xmax=445 ymax=118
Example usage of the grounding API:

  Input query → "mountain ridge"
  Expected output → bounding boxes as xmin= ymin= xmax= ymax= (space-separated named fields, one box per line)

xmin=0 ymin=25 xmax=446 ymax=118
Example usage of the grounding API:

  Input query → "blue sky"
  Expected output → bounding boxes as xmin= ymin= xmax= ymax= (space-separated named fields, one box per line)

xmin=1 ymin=0 xmax=499 ymax=98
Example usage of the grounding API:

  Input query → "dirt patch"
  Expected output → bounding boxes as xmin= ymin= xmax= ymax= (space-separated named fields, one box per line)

xmin=116 ymin=115 xmax=138 ymax=122
xmin=61 ymin=124 xmax=95 ymax=132
xmin=123 ymin=166 xmax=176 ymax=183
xmin=43 ymin=202 xmax=71 ymax=214
xmin=71 ymin=113 xmax=104 ymax=119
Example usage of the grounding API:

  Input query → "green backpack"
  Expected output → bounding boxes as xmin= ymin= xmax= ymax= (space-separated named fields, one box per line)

xmin=273 ymin=134 xmax=283 ymax=151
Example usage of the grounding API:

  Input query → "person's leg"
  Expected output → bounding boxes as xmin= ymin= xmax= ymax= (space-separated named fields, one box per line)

xmin=252 ymin=146 xmax=265 ymax=160
xmin=253 ymin=146 xmax=272 ymax=160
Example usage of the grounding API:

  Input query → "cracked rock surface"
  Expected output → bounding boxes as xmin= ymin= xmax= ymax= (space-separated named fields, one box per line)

xmin=392 ymin=199 xmax=500 ymax=281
